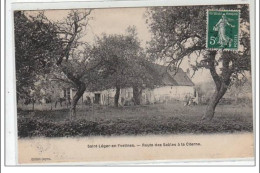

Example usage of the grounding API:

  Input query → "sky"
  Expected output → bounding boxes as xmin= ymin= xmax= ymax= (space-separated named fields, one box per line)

xmin=32 ymin=8 xmax=151 ymax=47
xmin=26 ymin=8 xmax=213 ymax=85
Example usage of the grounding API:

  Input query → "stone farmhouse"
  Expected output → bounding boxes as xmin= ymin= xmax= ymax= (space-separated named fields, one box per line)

xmin=63 ymin=64 xmax=198 ymax=106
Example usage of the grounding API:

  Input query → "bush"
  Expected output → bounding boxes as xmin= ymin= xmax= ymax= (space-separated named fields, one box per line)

xmin=18 ymin=118 xmax=99 ymax=137
xmin=17 ymin=115 xmax=253 ymax=138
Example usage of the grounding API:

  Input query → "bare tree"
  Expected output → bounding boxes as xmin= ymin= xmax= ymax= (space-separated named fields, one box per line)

xmin=34 ymin=10 xmax=103 ymax=118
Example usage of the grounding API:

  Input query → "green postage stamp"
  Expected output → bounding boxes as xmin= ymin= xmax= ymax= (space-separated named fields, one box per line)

xmin=207 ymin=10 xmax=240 ymax=50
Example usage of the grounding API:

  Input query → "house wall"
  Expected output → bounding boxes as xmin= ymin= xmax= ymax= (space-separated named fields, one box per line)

xmin=72 ymin=88 xmax=134 ymax=106
xmin=141 ymin=89 xmax=155 ymax=104
xmin=153 ymin=86 xmax=195 ymax=102
xmin=69 ymin=85 xmax=195 ymax=106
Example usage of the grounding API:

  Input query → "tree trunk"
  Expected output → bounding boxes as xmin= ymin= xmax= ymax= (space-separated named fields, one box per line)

xmin=203 ymin=51 xmax=232 ymax=121
xmin=50 ymin=98 xmax=52 ymax=110
xmin=32 ymin=99 xmax=34 ymax=111
xmin=114 ymin=86 xmax=120 ymax=107
xmin=70 ymin=82 xmax=86 ymax=119
xmin=58 ymin=65 xmax=86 ymax=119
xmin=202 ymin=83 xmax=228 ymax=121
xmin=133 ymin=86 xmax=142 ymax=105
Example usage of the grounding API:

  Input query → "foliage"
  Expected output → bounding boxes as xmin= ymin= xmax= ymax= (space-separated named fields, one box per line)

xmin=146 ymin=5 xmax=250 ymax=76
xmin=33 ymin=73 xmax=73 ymax=103
xmin=14 ymin=11 xmax=63 ymax=100
xmin=89 ymin=28 xmax=161 ymax=92
xmin=27 ymin=10 xmax=100 ymax=115
xmin=146 ymin=5 xmax=251 ymax=120
xmin=90 ymin=31 xmax=140 ymax=89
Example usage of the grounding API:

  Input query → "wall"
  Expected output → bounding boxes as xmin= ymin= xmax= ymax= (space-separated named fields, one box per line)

xmin=153 ymin=86 xmax=195 ymax=102
xmin=79 ymin=88 xmax=134 ymax=106
xmin=70 ymin=85 xmax=195 ymax=106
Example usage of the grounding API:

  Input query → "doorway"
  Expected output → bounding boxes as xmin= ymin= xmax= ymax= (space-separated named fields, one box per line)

xmin=94 ymin=93 xmax=101 ymax=104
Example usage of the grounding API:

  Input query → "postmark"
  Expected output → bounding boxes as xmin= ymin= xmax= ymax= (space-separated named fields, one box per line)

xmin=207 ymin=10 xmax=240 ymax=50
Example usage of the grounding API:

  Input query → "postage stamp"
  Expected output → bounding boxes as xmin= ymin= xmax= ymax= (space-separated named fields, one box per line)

xmin=207 ymin=10 xmax=240 ymax=50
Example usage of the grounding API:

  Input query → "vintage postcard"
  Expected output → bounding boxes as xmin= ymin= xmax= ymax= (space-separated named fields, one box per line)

xmin=5 ymin=0 xmax=256 ymax=165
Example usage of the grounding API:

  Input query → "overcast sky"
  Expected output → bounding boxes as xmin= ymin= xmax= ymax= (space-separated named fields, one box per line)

xmin=26 ymin=8 xmax=213 ymax=84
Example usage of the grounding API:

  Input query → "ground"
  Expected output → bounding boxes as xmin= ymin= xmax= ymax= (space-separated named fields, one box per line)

xmin=17 ymin=100 xmax=253 ymax=137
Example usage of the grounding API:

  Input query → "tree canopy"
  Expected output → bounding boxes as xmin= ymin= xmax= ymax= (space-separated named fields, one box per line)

xmin=88 ymin=27 xmax=164 ymax=105
xmin=14 ymin=11 xmax=63 ymax=100
xmin=146 ymin=5 xmax=251 ymax=120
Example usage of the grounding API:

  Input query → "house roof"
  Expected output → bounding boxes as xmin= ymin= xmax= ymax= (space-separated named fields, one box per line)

xmin=83 ymin=62 xmax=195 ymax=92
xmin=149 ymin=63 xmax=195 ymax=86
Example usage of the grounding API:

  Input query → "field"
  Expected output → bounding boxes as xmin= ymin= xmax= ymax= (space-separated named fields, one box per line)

xmin=17 ymin=100 xmax=253 ymax=137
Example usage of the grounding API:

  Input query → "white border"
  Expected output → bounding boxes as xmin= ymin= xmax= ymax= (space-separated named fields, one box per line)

xmin=3 ymin=0 xmax=258 ymax=167
xmin=9 ymin=0 xmax=256 ymax=10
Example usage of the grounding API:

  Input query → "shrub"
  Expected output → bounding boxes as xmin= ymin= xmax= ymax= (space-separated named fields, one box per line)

xmin=18 ymin=115 xmax=253 ymax=138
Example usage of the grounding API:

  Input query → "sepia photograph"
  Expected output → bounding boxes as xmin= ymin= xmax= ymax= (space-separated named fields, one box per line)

xmin=11 ymin=2 xmax=254 ymax=164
